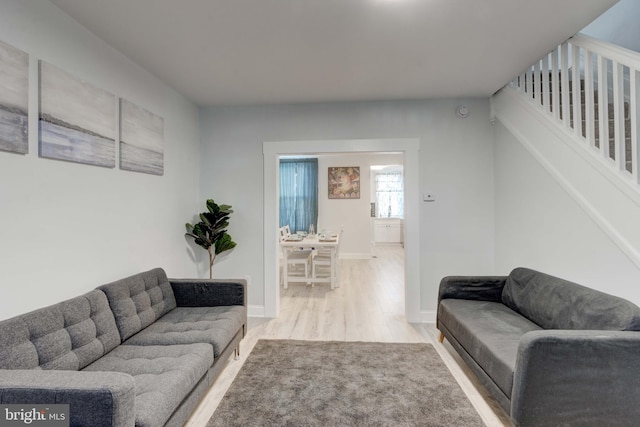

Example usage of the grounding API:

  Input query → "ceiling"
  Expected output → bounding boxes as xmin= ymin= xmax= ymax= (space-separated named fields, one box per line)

xmin=50 ymin=0 xmax=617 ymax=107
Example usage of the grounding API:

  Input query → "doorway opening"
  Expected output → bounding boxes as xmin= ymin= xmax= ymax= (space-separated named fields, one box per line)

xmin=263 ymin=138 xmax=420 ymax=321
xmin=370 ymin=164 xmax=405 ymax=252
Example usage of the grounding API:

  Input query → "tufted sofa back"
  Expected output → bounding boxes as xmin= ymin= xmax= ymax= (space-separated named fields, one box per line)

xmin=0 ymin=290 xmax=121 ymax=370
xmin=98 ymin=268 xmax=177 ymax=341
xmin=502 ymin=267 xmax=640 ymax=331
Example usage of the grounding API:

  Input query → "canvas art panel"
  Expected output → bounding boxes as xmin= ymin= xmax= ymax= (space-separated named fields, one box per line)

xmin=39 ymin=61 xmax=116 ymax=167
xmin=0 ymin=40 xmax=29 ymax=154
xmin=119 ymin=98 xmax=164 ymax=176
xmin=328 ymin=166 xmax=360 ymax=199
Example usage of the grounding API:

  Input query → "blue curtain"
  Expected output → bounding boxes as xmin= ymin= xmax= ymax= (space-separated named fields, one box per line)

xmin=279 ymin=158 xmax=318 ymax=233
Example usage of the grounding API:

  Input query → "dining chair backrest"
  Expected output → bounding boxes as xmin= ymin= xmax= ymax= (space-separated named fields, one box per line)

xmin=316 ymin=227 xmax=343 ymax=258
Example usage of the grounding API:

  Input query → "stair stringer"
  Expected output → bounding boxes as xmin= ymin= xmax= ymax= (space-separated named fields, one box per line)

xmin=492 ymin=85 xmax=640 ymax=271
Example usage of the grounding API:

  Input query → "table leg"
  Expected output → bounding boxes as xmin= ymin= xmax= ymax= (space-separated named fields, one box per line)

xmin=335 ymin=246 xmax=340 ymax=288
xmin=330 ymin=247 xmax=336 ymax=290
xmin=283 ymin=248 xmax=289 ymax=289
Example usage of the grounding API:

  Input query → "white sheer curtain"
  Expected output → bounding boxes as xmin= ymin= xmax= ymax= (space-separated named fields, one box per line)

xmin=375 ymin=172 xmax=404 ymax=218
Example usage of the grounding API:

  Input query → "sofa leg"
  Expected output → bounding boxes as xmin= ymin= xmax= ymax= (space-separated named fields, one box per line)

xmin=234 ymin=346 xmax=240 ymax=360
xmin=438 ymin=331 xmax=444 ymax=343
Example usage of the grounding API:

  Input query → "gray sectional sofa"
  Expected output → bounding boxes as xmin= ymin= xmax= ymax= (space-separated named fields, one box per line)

xmin=0 ymin=268 xmax=247 ymax=427
xmin=437 ymin=267 xmax=640 ymax=426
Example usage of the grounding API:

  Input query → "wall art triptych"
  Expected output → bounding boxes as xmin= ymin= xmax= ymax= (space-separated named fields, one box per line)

xmin=0 ymin=39 xmax=164 ymax=176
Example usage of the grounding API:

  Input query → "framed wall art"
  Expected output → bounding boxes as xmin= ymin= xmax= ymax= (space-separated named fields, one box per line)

xmin=0 ymin=40 xmax=28 ymax=154
xmin=39 ymin=61 xmax=116 ymax=168
xmin=328 ymin=166 xmax=360 ymax=199
xmin=119 ymin=98 xmax=164 ymax=176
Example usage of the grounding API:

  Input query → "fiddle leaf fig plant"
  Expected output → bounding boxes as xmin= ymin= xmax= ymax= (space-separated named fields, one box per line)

xmin=185 ymin=199 xmax=237 ymax=278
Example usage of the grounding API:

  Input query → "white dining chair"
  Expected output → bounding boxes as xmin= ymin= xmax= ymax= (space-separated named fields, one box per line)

xmin=311 ymin=228 xmax=343 ymax=285
xmin=280 ymin=225 xmax=313 ymax=287
xmin=279 ymin=226 xmax=288 ymax=242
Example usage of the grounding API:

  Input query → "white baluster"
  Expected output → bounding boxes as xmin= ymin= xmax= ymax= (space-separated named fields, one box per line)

xmin=597 ymin=55 xmax=609 ymax=159
xmin=561 ymin=43 xmax=571 ymax=129
xmin=534 ymin=60 xmax=541 ymax=106
xmin=612 ymin=61 xmax=625 ymax=171
xmin=572 ymin=44 xmax=583 ymax=137
xmin=542 ymin=54 xmax=550 ymax=114
xmin=584 ymin=49 xmax=595 ymax=147
xmin=526 ymin=66 xmax=533 ymax=100
xmin=551 ymin=46 xmax=560 ymax=121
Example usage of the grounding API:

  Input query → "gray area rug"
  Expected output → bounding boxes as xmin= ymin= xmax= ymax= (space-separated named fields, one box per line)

xmin=208 ymin=339 xmax=484 ymax=427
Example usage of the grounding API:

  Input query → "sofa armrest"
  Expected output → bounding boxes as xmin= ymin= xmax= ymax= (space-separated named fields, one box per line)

xmin=511 ymin=330 xmax=640 ymax=426
xmin=0 ymin=370 xmax=135 ymax=427
xmin=438 ymin=275 xmax=507 ymax=304
xmin=169 ymin=278 xmax=247 ymax=307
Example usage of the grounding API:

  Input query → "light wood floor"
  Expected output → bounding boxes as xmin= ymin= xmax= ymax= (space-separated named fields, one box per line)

xmin=184 ymin=245 xmax=512 ymax=427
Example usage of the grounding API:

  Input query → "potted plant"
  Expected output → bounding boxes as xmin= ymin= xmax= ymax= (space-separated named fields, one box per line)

xmin=185 ymin=199 xmax=237 ymax=278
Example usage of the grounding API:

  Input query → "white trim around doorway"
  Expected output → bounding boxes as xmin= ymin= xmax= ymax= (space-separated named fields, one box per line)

xmin=263 ymin=138 xmax=420 ymax=322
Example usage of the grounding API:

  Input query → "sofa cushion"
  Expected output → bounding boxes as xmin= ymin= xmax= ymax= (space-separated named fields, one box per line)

xmin=123 ymin=306 xmax=246 ymax=357
xmin=99 ymin=268 xmax=177 ymax=341
xmin=438 ymin=299 xmax=542 ymax=398
xmin=83 ymin=343 xmax=212 ymax=427
xmin=0 ymin=290 xmax=121 ymax=370
xmin=502 ymin=267 xmax=640 ymax=331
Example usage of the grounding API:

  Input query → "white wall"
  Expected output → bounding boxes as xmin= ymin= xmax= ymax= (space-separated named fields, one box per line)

xmin=493 ymin=87 xmax=640 ymax=305
xmin=317 ymin=153 xmax=403 ymax=258
xmin=581 ymin=0 xmax=640 ymax=53
xmin=199 ymin=99 xmax=495 ymax=318
xmin=0 ymin=1 xmax=200 ymax=320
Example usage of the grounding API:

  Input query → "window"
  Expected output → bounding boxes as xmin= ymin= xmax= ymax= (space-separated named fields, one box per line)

xmin=375 ymin=171 xmax=404 ymax=218
xmin=279 ymin=158 xmax=318 ymax=233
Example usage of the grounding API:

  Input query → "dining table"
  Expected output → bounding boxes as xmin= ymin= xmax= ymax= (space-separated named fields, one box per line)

xmin=280 ymin=234 xmax=340 ymax=290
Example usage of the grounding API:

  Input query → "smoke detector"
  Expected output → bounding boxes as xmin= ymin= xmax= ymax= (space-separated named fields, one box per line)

xmin=456 ymin=105 xmax=469 ymax=118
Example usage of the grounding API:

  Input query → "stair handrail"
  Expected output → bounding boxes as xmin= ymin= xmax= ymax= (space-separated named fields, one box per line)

xmin=570 ymin=33 xmax=640 ymax=71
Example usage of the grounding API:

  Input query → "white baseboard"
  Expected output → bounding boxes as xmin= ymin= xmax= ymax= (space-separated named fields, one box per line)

xmin=340 ymin=253 xmax=373 ymax=259
xmin=251 ymin=305 xmax=434 ymax=322
xmin=420 ymin=310 xmax=436 ymax=323
xmin=248 ymin=305 xmax=265 ymax=317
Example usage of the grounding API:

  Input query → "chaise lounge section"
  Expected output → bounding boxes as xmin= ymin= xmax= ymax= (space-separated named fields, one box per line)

xmin=0 ymin=268 xmax=246 ymax=427
xmin=437 ymin=267 xmax=640 ymax=426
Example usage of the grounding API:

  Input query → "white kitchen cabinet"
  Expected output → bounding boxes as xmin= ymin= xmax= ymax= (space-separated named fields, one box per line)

xmin=373 ymin=218 xmax=403 ymax=243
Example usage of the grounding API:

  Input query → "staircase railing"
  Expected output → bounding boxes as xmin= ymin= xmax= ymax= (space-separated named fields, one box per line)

xmin=511 ymin=34 xmax=640 ymax=185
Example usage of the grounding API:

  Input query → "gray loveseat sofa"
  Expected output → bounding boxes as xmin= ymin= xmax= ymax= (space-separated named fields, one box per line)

xmin=0 ymin=268 xmax=246 ymax=427
xmin=437 ymin=267 xmax=640 ymax=426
